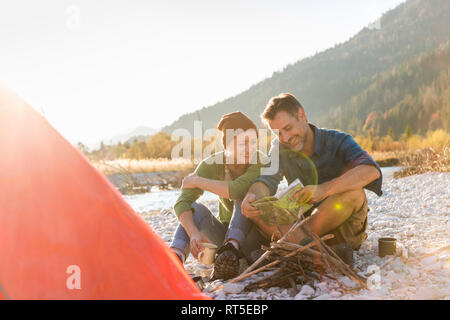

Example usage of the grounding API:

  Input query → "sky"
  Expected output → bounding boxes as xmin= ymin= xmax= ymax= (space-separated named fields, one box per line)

xmin=1 ymin=0 xmax=405 ymax=146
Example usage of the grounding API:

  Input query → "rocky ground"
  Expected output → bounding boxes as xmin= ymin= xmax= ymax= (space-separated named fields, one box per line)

xmin=137 ymin=172 xmax=450 ymax=300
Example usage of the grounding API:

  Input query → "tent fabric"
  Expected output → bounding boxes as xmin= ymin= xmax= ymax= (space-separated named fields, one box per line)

xmin=0 ymin=86 xmax=209 ymax=300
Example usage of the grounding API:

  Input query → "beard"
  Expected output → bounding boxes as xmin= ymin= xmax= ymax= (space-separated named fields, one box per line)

xmin=286 ymin=133 xmax=307 ymax=151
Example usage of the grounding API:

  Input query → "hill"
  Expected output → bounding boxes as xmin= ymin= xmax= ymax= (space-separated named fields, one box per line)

xmin=162 ymin=0 xmax=450 ymax=136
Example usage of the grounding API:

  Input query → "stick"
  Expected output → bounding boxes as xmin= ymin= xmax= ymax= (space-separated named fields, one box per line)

xmin=240 ymin=215 xmax=312 ymax=277
xmin=302 ymin=225 xmax=337 ymax=280
xmin=227 ymin=234 xmax=334 ymax=285
xmin=311 ymin=234 xmax=367 ymax=288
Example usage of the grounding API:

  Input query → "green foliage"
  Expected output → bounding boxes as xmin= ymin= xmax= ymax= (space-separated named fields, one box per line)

xmin=404 ymin=125 xmax=413 ymax=139
xmin=323 ymin=43 xmax=450 ymax=137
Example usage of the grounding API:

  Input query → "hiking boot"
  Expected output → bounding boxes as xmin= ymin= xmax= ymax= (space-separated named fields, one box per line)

xmin=190 ymin=275 xmax=205 ymax=290
xmin=210 ymin=242 xmax=241 ymax=281
xmin=331 ymin=242 xmax=354 ymax=267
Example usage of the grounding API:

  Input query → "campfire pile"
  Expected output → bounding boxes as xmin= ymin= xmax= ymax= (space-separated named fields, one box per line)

xmin=225 ymin=214 xmax=367 ymax=294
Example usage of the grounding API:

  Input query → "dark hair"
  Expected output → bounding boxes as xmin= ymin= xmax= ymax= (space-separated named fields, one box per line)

xmin=261 ymin=93 xmax=304 ymax=122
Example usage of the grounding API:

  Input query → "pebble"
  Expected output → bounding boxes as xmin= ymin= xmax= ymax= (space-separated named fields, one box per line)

xmin=223 ymin=283 xmax=245 ymax=294
xmin=340 ymin=277 xmax=358 ymax=289
xmin=294 ymin=293 xmax=307 ymax=300
xmin=329 ymin=290 xmax=342 ymax=298
xmin=298 ymin=285 xmax=315 ymax=297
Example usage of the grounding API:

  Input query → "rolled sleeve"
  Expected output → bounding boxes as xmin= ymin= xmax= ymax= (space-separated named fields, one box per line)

xmin=338 ymin=135 xmax=383 ymax=196
xmin=174 ymin=197 xmax=194 ymax=218
xmin=173 ymin=188 xmax=204 ymax=218
xmin=173 ymin=159 xmax=210 ymax=218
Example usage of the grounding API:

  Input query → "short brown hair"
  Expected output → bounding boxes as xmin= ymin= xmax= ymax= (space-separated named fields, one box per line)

xmin=261 ymin=93 xmax=304 ymax=122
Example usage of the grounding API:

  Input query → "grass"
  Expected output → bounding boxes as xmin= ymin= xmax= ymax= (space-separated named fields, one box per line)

xmin=92 ymin=158 xmax=195 ymax=176
xmin=394 ymin=146 xmax=449 ymax=178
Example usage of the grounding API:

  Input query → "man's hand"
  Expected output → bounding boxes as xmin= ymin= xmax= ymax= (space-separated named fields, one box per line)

xmin=290 ymin=184 xmax=330 ymax=204
xmin=242 ymin=193 xmax=262 ymax=218
xmin=190 ymin=231 xmax=211 ymax=259
xmin=181 ymin=173 xmax=200 ymax=190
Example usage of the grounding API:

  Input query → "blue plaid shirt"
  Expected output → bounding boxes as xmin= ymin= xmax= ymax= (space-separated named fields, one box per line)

xmin=255 ymin=124 xmax=383 ymax=197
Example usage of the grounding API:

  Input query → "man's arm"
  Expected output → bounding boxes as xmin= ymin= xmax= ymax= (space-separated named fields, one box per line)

xmin=324 ymin=164 xmax=380 ymax=196
xmin=291 ymin=164 xmax=380 ymax=204
xmin=241 ymin=182 xmax=271 ymax=217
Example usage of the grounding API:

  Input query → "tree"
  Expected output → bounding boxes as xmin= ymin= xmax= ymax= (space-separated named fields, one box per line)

xmin=76 ymin=142 xmax=89 ymax=155
xmin=387 ymin=127 xmax=395 ymax=139
xmin=404 ymin=125 xmax=413 ymax=139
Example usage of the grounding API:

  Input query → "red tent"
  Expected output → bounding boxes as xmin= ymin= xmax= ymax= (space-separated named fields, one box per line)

xmin=0 ymin=86 xmax=209 ymax=300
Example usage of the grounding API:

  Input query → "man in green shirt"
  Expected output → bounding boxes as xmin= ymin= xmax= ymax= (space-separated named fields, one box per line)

xmin=171 ymin=112 xmax=270 ymax=280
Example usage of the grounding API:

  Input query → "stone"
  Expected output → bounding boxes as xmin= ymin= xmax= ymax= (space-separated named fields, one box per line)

xmin=316 ymin=282 xmax=328 ymax=292
xmin=223 ymin=283 xmax=245 ymax=294
xmin=340 ymin=276 xmax=358 ymax=289
xmin=330 ymin=290 xmax=342 ymax=298
xmin=294 ymin=293 xmax=307 ymax=300
xmin=298 ymin=285 xmax=315 ymax=297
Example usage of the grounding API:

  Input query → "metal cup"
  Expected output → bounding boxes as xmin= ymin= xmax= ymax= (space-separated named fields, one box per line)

xmin=378 ymin=237 xmax=397 ymax=257
xmin=198 ymin=242 xmax=217 ymax=265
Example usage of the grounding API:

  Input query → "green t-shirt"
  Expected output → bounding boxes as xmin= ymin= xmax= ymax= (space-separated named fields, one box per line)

xmin=173 ymin=151 xmax=268 ymax=224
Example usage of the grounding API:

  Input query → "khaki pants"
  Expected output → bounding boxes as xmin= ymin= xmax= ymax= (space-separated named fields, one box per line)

xmin=325 ymin=196 xmax=369 ymax=250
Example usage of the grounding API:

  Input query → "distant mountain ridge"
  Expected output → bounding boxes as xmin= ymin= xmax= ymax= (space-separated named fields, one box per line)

xmin=103 ymin=126 xmax=157 ymax=146
xmin=162 ymin=0 xmax=450 ymax=136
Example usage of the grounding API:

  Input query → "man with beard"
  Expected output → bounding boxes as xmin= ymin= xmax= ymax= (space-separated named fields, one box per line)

xmin=241 ymin=93 xmax=383 ymax=260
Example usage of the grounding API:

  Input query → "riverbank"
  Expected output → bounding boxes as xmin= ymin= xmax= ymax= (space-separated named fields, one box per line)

xmin=131 ymin=170 xmax=450 ymax=300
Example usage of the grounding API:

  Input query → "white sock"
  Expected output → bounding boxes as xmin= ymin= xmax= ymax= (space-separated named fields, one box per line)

xmin=227 ymin=239 xmax=240 ymax=251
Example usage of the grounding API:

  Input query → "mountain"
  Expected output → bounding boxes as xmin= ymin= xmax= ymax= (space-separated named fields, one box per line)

xmin=162 ymin=0 xmax=450 ymax=136
xmin=104 ymin=126 xmax=157 ymax=146
xmin=324 ymin=42 xmax=450 ymax=137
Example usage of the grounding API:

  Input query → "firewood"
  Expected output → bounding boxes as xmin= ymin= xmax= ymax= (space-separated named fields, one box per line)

xmin=211 ymin=209 xmax=366 ymax=295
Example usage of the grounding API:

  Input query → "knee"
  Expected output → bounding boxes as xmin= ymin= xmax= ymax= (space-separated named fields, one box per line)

xmin=191 ymin=202 xmax=212 ymax=223
xmin=336 ymin=189 xmax=365 ymax=211
xmin=191 ymin=202 xmax=208 ymax=213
